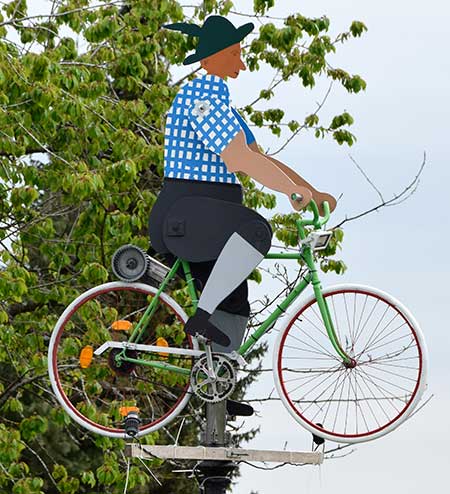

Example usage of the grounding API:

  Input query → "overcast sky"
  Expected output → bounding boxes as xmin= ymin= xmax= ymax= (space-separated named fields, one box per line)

xmin=227 ymin=2 xmax=449 ymax=493
xmin=13 ymin=1 xmax=450 ymax=493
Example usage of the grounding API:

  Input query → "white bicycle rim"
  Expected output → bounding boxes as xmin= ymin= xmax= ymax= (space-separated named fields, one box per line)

xmin=272 ymin=283 xmax=428 ymax=444
xmin=48 ymin=281 xmax=197 ymax=438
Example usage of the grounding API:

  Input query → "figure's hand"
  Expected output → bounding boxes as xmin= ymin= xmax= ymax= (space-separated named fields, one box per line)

xmin=288 ymin=186 xmax=313 ymax=211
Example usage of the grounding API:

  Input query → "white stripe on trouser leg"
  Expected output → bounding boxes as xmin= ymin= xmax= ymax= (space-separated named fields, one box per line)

xmin=197 ymin=232 xmax=264 ymax=315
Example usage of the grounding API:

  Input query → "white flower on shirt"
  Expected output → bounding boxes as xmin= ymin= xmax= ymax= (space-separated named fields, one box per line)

xmin=192 ymin=99 xmax=211 ymax=119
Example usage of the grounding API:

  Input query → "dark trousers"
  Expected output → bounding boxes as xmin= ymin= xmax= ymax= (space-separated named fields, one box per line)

xmin=148 ymin=178 xmax=273 ymax=317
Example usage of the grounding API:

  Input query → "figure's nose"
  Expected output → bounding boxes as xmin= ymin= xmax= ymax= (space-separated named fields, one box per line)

xmin=239 ymin=56 xmax=246 ymax=71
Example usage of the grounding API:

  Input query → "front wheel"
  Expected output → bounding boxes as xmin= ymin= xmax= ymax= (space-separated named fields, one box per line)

xmin=48 ymin=281 xmax=197 ymax=438
xmin=273 ymin=284 xmax=428 ymax=444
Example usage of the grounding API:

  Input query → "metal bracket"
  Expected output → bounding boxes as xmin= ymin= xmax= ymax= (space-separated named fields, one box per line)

xmin=227 ymin=351 xmax=247 ymax=368
xmin=93 ymin=341 xmax=204 ymax=358
xmin=126 ymin=444 xmax=324 ymax=465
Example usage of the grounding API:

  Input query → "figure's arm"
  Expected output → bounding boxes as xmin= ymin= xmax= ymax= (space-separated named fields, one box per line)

xmin=188 ymin=99 xmax=312 ymax=211
xmin=220 ymin=131 xmax=312 ymax=211
xmin=246 ymin=141 xmax=337 ymax=214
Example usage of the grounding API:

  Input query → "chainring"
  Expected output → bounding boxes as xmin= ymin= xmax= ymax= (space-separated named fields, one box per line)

xmin=190 ymin=353 xmax=236 ymax=403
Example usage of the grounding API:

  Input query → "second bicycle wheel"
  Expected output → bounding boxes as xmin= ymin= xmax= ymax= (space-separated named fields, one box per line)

xmin=48 ymin=281 xmax=197 ymax=438
xmin=273 ymin=284 xmax=428 ymax=443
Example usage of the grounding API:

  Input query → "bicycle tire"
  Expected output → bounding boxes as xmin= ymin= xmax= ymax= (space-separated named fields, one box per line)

xmin=273 ymin=284 xmax=428 ymax=444
xmin=48 ymin=281 xmax=197 ymax=438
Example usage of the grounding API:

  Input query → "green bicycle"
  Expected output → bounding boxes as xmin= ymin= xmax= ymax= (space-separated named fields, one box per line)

xmin=48 ymin=199 xmax=428 ymax=444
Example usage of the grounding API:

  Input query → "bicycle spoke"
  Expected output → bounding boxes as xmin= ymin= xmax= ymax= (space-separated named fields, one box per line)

xmin=359 ymin=313 xmax=402 ymax=355
xmin=352 ymin=292 xmax=357 ymax=345
xmin=354 ymin=299 xmax=380 ymax=347
xmin=286 ymin=366 xmax=341 ymax=396
xmin=308 ymin=306 xmax=331 ymax=338
xmin=365 ymin=345 xmax=418 ymax=364
xmin=291 ymin=320 xmax=338 ymax=360
xmin=343 ymin=293 xmax=352 ymax=347
xmin=364 ymin=362 xmax=418 ymax=383
xmin=282 ymin=356 xmax=337 ymax=361
xmin=353 ymin=294 xmax=369 ymax=345
xmin=354 ymin=367 xmax=391 ymax=422
xmin=356 ymin=365 xmax=412 ymax=395
xmin=322 ymin=368 xmax=348 ymax=429
xmin=283 ymin=343 xmax=337 ymax=360
xmin=357 ymin=305 xmax=390 ymax=356
xmin=353 ymin=370 xmax=380 ymax=429
xmin=348 ymin=371 xmax=362 ymax=434
xmin=311 ymin=373 xmax=344 ymax=424
xmin=369 ymin=360 xmax=419 ymax=371
xmin=366 ymin=333 xmax=415 ymax=355
xmin=294 ymin=314 xmax=336 ymax=355
xmin=362 ymin=320 xmax=408 ymax=354
xmin=357 ymin=370 xmax=407 ymax=411
xmin=300 ymin=370 xmax=347 ymax=414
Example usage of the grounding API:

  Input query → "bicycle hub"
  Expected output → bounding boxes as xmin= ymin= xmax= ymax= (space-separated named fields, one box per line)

xmin=343 ymin=358 xmax=357 ymax=369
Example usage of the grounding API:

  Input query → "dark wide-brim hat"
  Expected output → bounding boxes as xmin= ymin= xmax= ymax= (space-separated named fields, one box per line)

xmin=163 ymin=15 xmax=254 ymax=65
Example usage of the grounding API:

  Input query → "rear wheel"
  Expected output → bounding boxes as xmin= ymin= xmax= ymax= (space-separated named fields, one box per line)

xmin=48 ymin=282 xmax=196 ymax=437
xmin=273 ymin=284 xmax=428 ymax=443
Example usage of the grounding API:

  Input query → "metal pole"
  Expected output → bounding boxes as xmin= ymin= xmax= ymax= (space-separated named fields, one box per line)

xmin=195 ymin=308 xmax=248 ymax=493
xmin=197 ymin=401 xmax=235 ymax=494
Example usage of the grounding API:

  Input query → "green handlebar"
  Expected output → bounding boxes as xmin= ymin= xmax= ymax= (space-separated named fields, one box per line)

xmin=320 ymin=201 xmax=330 ymax=225
xmin=291 ymin=197 xmax=330 ymax=230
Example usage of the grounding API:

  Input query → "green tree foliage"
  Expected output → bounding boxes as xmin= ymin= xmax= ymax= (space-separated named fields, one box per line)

xmin=0 ymin=0 xmax=366 ymax=492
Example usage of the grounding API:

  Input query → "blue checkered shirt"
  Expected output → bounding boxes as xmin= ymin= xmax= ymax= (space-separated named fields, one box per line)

xmin=163 ymin=73 xmax=255 ymax=184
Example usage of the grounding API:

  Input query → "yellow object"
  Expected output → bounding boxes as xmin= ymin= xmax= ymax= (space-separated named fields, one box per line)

xmin=119 ymin=406 xmax=140 ymax=417
xmin=112 ymin=320 xmax=133 ymax=331
xmin=79 ymin=345 xmax=93 ymax=368
xmin=156 ymin=337 xmax=169 ymax=358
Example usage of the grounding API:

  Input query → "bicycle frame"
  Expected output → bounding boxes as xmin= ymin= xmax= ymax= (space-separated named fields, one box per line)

xmin=116 ymin=200 xmax=352 ymax=375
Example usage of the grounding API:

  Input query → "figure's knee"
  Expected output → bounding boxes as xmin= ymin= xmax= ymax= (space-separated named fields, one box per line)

xmin=236 ymin=218 xmax=272 ymax=255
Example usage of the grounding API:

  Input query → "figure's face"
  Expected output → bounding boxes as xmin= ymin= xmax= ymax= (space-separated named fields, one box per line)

xmin=200 ymin=43 xmax=246 ymax=79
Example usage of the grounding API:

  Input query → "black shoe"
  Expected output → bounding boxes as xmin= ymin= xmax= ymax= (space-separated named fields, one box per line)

xmin=226 ymin=399 xmax=254 ymax=417
xmin=184 ymin=308 xmax=231 ymax=347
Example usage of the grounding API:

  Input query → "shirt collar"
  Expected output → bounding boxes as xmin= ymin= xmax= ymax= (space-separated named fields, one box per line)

xmin=200 ymin=73 xmax=230 ymax=100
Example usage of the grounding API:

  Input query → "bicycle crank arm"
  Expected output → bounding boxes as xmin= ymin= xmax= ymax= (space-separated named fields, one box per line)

xmin=94 ymin=341 xmax=205 ymax=358
xmin=204 ymin=344 xmax=217 ymax=381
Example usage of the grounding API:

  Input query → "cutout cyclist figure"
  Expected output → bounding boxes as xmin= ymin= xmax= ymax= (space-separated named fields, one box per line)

xmin=149 ymin=16 xmax=337 ymax=352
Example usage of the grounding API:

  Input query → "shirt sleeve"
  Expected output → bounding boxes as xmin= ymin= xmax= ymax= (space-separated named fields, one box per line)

xmin=187 ymin=97 xmax=242 ymax=155
xmin=231 ymin=107 xmax=256 ymax=145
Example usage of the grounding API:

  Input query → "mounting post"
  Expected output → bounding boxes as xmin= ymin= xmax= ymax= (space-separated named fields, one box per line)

xmin=197 ymin=401 xmax=235 ymax=494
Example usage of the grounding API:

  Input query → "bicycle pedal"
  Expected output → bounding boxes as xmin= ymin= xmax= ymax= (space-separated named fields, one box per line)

xmin=226 ymin=400 xmax=254 ymax=417
xmin=194 ymin=334 xmax=210 ymax=345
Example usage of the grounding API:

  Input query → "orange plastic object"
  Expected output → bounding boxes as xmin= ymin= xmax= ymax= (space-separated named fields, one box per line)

xmin=79 ymin=345 xmax=94 ymax=368
xmin=112 ymin=320 xmax=132 ymax=331
xmin=156 ymin=337 xmax=169 ymax=358
xmin=119 ymin=406 xmax=140 ymax=417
